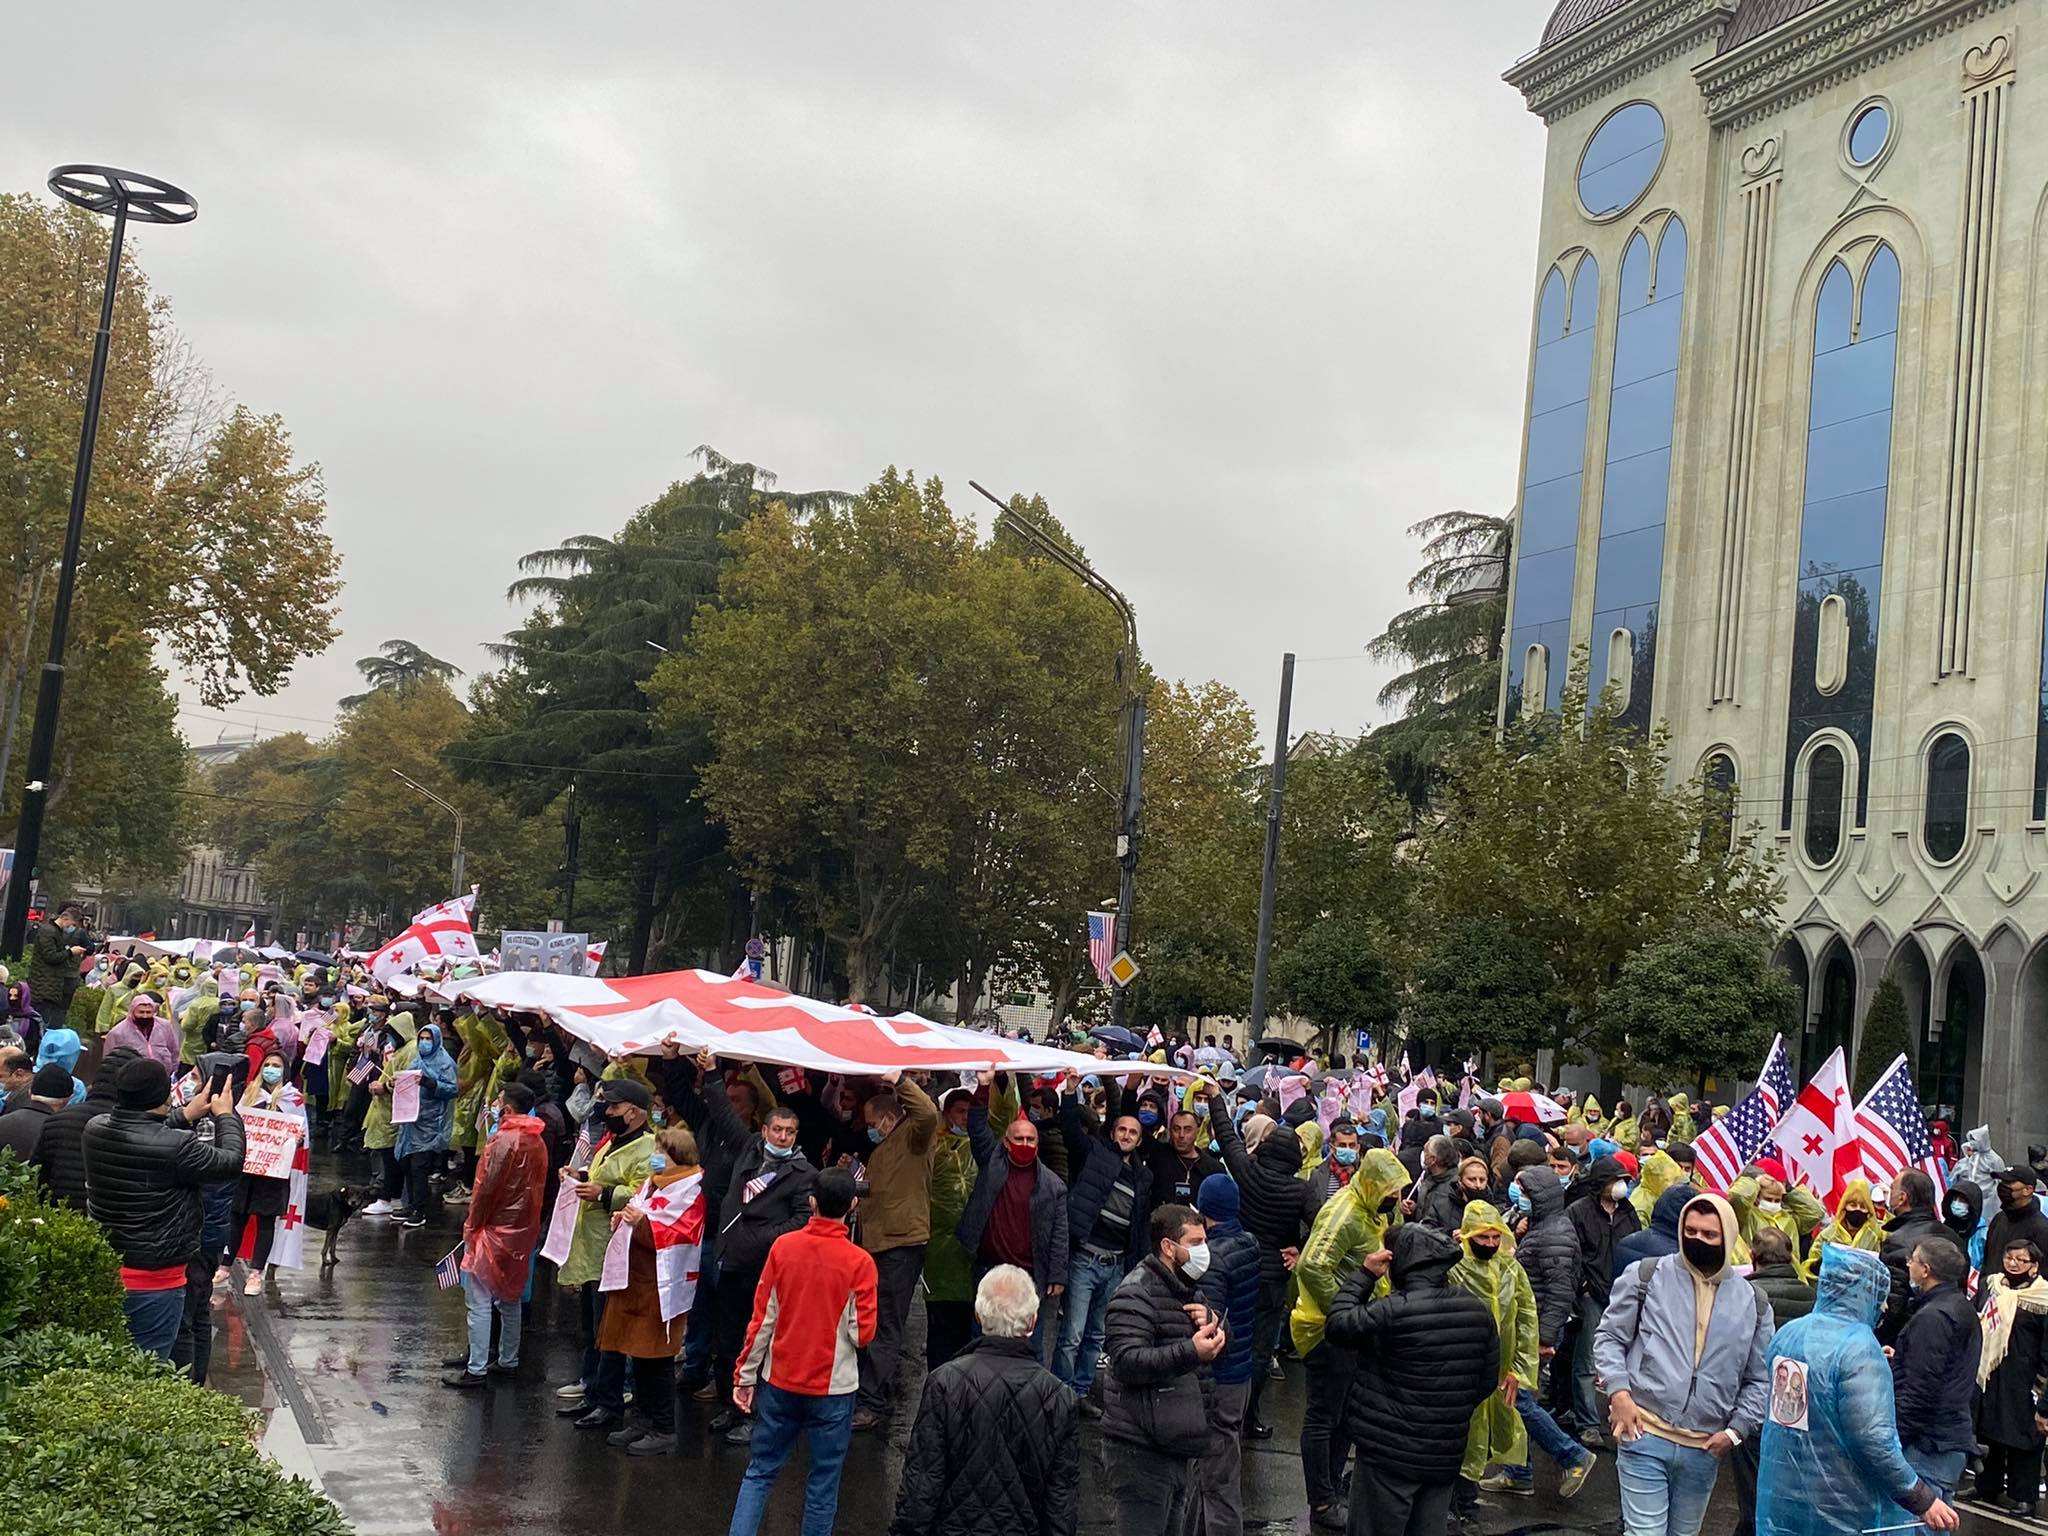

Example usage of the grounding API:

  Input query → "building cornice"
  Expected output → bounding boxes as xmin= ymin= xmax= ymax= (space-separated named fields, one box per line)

xmin=1694 ymin=0 xmax=2017 ymax=130
xmin=1506 ymin=0 xmax=1738 ymax=123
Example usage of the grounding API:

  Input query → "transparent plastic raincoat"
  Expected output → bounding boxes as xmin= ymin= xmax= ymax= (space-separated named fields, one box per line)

xmin=1757 ymin=1244 xmax=1940 ymax=1536
xmin=1448 ymin=1199 xmax=1537 ymax=1480
xmin=1290 ymin=1146 xmax=1406 ymax=1355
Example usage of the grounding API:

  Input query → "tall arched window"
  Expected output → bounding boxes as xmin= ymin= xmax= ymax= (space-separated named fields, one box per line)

xmin=1804 ymin=743 xmax=1846 ymax=865
xmin=1781 ymin=245 xmax=1900 ymax=830
xmin=1505 ymin=255 xmax=1599 ymax=721
xmin=1702 ymin=751 xmax=1737 ymax=858
xmin=1923 ymin=732 xmax=1970 ymax=862
xmin=1589 ymin=217 xmax=1685 ymax=730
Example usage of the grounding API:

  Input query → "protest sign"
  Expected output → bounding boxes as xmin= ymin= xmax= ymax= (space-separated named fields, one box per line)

xmin=241 ymin=1107 xmax=304 ymax=1179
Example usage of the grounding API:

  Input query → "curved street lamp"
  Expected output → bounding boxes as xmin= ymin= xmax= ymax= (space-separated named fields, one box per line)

xmin=1 ymin=168 xmax=198 ymax=957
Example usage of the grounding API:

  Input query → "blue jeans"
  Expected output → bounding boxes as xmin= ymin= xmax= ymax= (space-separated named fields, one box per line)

xmin=1499 ymin=1385 xmax=1593 ymax=1483
xmin=1904 ymin=1446 xmax=1966 ymax=1501
xmin=460 ymin=1270 xmax=522 ymax=1373
xmin=728 ymin=1383 xmax=854 ymax=1536
xmin=123 ymin=1286 xmax=185 ymax=1360
xmin=1572 ymin=1295 xmax=1605 ymax=1429
xmin=1617 ymin=1434 xmax=1721 ymax=1536
xmin=1053 ymin=1249 xmax=1122 ymax=1394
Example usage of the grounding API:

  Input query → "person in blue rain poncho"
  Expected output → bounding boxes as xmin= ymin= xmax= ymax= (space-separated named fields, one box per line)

xmin=393 ymin=1020 xmax=459 ymax=1229
xmin=1757 ymin=1244 xmax=1960 ymax=1536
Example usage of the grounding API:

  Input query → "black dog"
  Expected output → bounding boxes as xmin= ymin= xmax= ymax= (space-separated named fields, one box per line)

xmin=301 ymin=1185 xmax=359 ymax=1269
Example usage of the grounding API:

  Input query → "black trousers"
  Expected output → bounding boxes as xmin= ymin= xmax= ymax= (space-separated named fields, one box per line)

xmin=170 ymin=1256 xmax=215 ymax=1386
xmin=925 ymin=1299 xmax=974 ymax=1370
xmin=1245 ymin=1267 xmax=1289 ymax=1425
xmin=1347 ymin=1462 xmax=1454 ymax=1536
xmin=1981 ymin=1441 xmax=2045 ymax=1508
xmin=629 ymin=1354 xmax=676 ymax=1434
xmin=713 ymin=1261 xmax=765 ymax=1406
xmin=1301 ymin=1341 xmax=1358 ymax=1511
xmin=1108 ymin=1438 xmax=1191 ymax=1535
xmin=403 ymin=1150 xmax=439 ymax=1215
xmin=1730 ymin=1429 xmax=1762 ymax=1536
xmin=857 ymin=1244 xmax=925 ymax=1414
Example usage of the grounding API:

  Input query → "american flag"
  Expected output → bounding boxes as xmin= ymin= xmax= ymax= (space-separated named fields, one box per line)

xmin=1694 ymin=1034 xmax=1793 ymax=1191
xmin=1086 ymin=912 xmax=1117 ymax=990
xmin=1854 ymin=1054 xmax=1946 ymax=1197
xmin=434 ymin=1242 xmax=465 ymax=1290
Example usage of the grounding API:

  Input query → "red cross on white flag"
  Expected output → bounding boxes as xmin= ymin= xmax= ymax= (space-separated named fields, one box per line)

xmin=1764 ymin=1046 xmax=1857 ymax=1211
xmin=367 ymin=897 xmax=481 ymax=982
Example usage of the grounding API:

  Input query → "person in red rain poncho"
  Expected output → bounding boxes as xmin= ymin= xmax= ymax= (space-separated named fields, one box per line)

xmin=444 ymin=1080 xmax=549 ymax=1387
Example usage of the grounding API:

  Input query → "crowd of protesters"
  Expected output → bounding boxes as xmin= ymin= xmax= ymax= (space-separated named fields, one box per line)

xmin=8 ymin=914 xmax=2045 ymax=1536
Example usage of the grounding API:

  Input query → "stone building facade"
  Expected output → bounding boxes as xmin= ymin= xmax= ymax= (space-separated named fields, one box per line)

xmin=1499 ymin=0 xmax=2048 ymax=1146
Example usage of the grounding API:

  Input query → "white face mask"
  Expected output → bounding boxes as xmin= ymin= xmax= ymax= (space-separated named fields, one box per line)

xmin=1757 ymin=1199 xmax=1782 ymax=1214
xmin=1179 ymin=1241 xmax=1211 ymax=1281
xmin=1608 ymin=1180 xmax=1629 ymax=1202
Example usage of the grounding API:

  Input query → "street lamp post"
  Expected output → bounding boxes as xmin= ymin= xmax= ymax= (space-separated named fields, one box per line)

xmin=1 ymin=167 xmax=197 ymax=960
xmin=389 ymin=770 xmax=465 ymax=898
xmin=970 ymin=481 xmax=1146 ymax=1033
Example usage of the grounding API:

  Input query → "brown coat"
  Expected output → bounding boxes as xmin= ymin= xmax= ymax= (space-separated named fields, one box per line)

xmin=596 ymin=1165 xmax=696 ymax=1360
xmin=858 ymin=1075 xmax=938 ymax=1255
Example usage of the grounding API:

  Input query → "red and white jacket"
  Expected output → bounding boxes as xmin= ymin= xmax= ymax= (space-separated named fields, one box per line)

xmin=735 ymin=1215 xmax=878 ymax=1398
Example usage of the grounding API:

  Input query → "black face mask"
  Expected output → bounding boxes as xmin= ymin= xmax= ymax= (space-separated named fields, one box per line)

xmin=602 ymin=1110 xmax=630 ymax=1137
xmin=1681 ymin=1237 xmax=1726 ymax=1275
xmin=1843 ymin=1209 xmax=1870 ymax=1230
xmin=1469 ymin=1242 xmax=1499 ymax=1263
xmin=1378 ymin=1198 xmax=1398 ymax=1215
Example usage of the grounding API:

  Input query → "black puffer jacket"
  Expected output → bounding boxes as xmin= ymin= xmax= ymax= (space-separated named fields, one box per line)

xmin=83 ymin=1108 xmax=246 ymax=1269
xmin=1103 ymin=1254 xmax=1221 ymax=1448
xmin=1326 ymin=1222 xmax=1499 ymax=1479
xmin=1513 ymin=1167 xmax=1578 ymax=1348
xmin=1565 ymin=1156 xmax=1640 ymax=1304
xmin=889 ymin=1335 xmax=1078 ymax=1536
xmin=33 ymin=1050 xmax=133 ymax=1210
xmin=1890 ymin=1281 xmax=1981 ymax=1456
xmin=1413 ymin=1168 xmax=1466 ymax=1232
xmin=1749 ymin=1263 xmax=1816 ymax=1324
xmin=1214 ymin=1110 xmax=1314 ymax=1283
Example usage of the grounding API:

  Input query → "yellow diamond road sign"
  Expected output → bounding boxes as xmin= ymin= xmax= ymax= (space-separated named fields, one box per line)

xmin=1107 ymin=950 xmax=1140 ymax=987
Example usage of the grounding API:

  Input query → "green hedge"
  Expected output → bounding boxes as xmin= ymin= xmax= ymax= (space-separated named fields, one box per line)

xmin=0 ymin=1159 xmax=352 ymax=1535
xmin=68 ymin=984 xmax=104 ymax=1036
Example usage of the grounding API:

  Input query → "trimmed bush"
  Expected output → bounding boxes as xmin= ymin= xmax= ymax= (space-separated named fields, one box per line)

xmin=67 ymin=984 xmax=103 ymax=1035
xmin=0 ymin=1325 xmax=173 ymax=1386
xmin=0 ymin=1155 xmax=126 ymax=1341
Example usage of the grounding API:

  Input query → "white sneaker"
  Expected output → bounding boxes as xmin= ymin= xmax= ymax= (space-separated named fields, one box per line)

xmin=361 ymin=1199 xmax=396 ymax=1217
xmin=443 ymin=1184 xmax=471 ymax=1206
xmin=555 ymin=1381 xmax=586 ymax=1401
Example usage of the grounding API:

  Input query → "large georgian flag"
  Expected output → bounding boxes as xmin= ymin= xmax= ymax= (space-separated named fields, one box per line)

xmin=367 ymin=897 xmax=480 ymax=982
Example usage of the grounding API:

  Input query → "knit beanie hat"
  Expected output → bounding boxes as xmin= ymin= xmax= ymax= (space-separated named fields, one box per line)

xmin=115 ymin=1057 xmax=172 ymax=1111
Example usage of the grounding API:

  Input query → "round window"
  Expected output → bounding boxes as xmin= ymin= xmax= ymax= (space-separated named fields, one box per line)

xmin=1578 ymin=102 xmax=1666 ymax=220
xmin=1848 ymin=103 xmax=1891 ymax=165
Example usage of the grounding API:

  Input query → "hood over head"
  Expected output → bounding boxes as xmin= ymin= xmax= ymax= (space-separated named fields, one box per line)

xmin=1833 ymin=1178 xmax=1878 ymax=1225
xmin=1965 ymin=1125 xmax=1998 ymax=1156
xmin=35 ymin=1028 xmax=82 ymax=1073
xmin=1815 ymin=1241 xmax=1891 ymax=1328
xmin=1390 ymin=1219 xmax=1463 ymax=1288
xmin=1459 ymin=1198 xmax=1516 ymax=1259
xmin=1253 ymin=1120 xmax=1301 ymax=1173
xmin=1942 ymin=1178 xmax=1984 ymax=1235
xmin=1516 ymin=1164 xmax=1566 ymax=1221
xmin=1648 ymin=1181 xmax=1695 ymax=1238
xmin=1353 ymin=1147 xmax=1411 ymax=1211
xmin=1197 ymin=1172 xmax=1242 ymax=1233
xmin=1637 ymin=1150 xmax=1689 ymax=1205
xmin=1677 ymin=1193 xmax=1740 ymax=1280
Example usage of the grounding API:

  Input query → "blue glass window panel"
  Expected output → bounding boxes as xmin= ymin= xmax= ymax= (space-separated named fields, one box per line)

xmin=1606 ymin=372 xmax=1679 ymax=459
xmin=1600 ymin=448 xmax=1674 ymax=535
xmin=1861 ymin=248 xmax=1901 ymax=339
xmin=1579 ymin=104 xmax=1666 ymax=217
xmin=1570 ymin=256 xmax=1600 ymax=332
xmin=1520 ymin=475 xmax=1582 ymax=557
xmin=1612 ymin=297 xmax=1684 ymax=388
xmin=1815 ymin=264 xmax=1855 ymax=353
xmin=1620 ymin=234 xmax=1652 ymax=313
xmin=1655 ymin=220 xmax=1689 ymax=300
xmin=1808 ymin=334 xmax=1898 ymax=428
xmin=1525 ymin=401 xmax=1592 ymax=487
xmin=1593 ymin=525 xmax=1666 ymax=609
xmin=1537 ymin=270 xmax=1567 ymax=344
xmin=1514 ymin=546 xmax=1577 ymax=626
xmin=1506 ymin=620 xmax=1572 ymax=716
xmin=1797 ymin=488 xmax=1889 ymax=578
xmin=1804 ymin=410 xmax=1894 ymax=502
xmin=1849 ymin=104 xmax=1890 ymax=165
xmin=1532 ymin=329 xmax=1596 ymax=411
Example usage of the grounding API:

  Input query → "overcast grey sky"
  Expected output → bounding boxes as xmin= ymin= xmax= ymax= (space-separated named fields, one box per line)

xmin=2 ymin=2 xmax=1548 ymax=745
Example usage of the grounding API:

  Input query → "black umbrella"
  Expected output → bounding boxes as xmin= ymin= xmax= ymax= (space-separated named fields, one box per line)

xmin=294 ymin=950 xmax=336 ymax=966
xmin=1089 ymin=1025 xmax=1145 ymax=1055
xmin=1250 ymin=1037 xmax=1307 ymax=1065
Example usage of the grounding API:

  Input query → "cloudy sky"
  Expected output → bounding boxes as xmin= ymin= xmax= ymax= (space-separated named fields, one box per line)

xmin=2 ymin=2 xmax=1548 ymax=744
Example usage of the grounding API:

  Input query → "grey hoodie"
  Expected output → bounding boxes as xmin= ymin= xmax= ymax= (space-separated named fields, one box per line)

xmin=1592 ymin=1192 xmax=1775 ymax=1441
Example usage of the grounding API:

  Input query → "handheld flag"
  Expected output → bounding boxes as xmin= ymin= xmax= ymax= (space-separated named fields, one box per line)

xmin=1853 ymin=1054 xmax=1946 ymax=1197
xmin=1693 ymin=1034 xmax=1792 ymax=1191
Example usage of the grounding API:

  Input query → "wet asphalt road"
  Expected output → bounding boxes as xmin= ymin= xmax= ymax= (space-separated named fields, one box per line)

xmin=204 ymin=1158 xmax=2014 ymax=1536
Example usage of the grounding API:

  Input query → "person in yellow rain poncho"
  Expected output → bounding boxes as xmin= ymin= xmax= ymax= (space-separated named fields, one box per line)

xmin=324 ymin=998 xmax=358 ymax=1115
xmin=1666 ymin=1092 xmax=1699 ymax=1146
xmin=1578 ymin=1095 xmax=1607 ymax=1138
xmin=178 ymin=976 xmax=221 ymax=1066
xmin=448 ymin=1007 xmax=510 ymax=1172
xmin=96 ymin=961 xmax=146 ymax=1036
xmin=1292 ymin=1146 xmax=1408 ymax=1528
xmin=1448 ymin=1201 xmax=1540 ymax=1500
xmin=1803 ymin=1176 xmax=1883 ymax=1278
xmin=363 ymin=1005 xmax=421 ymax=1209
xmin=1726 ymin=1156 xmax=1823 ymax=1260
xmin=1295 ymin=1122 xmax=1325 ymax=1182
xmin=1630 ymin=1149 xmax=1695 ymax=1226
xmin=1608 ymin=1100 xmax=1638 ymax=1155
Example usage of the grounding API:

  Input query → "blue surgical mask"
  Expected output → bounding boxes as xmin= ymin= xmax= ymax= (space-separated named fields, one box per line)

xmin=1508 ymin=1184 xmax=1530 ymax=1210
xmin=867 ymin=1126 xmax=886 ymax=1146
xmin=261 ymin=1065 xmax=284 ymax=1087
xmin=1138 ymin=1109 xmax=1160 ymax=1130
xmin=764 ymin=1141 xmax=798 ymax=1161
xmin=1420 ymin=1105 xmax=1437 ymax=1118
xmin=949 ymin=1124 xmax=970 ymax=1138
xmin=1333 ymin=1147 xmax=1358 ymax=1167
xmin=648 ymin=1152 xmax=669 ymax=1174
